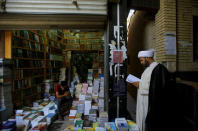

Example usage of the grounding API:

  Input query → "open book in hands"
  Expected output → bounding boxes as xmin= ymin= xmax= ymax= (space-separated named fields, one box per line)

xmin=126 ymin=74 xmax=141 ymax=83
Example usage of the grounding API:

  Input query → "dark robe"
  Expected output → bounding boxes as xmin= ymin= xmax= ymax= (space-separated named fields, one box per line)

xmin=145 ymin=64 xmax=176 ymax=131
xmin=146 ymin=63 xmax=198 ymax=131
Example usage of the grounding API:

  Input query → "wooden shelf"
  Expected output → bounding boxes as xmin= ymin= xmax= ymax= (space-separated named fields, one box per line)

xmin=15 ymin=67 xmax=44 ymax=70
xmin=15 ymin=101 xmax=23 ymax=106
xmin=14 ymin=57 xmax=44 ymax=61
xmin=64 ymin=49 xmax=104 ymax=52
xmin=23 ymin=93 xmax=38 ymax=98
xmin=46 ymin=72 xmax=60 ymax=76
xmin=48 ymin=31 xmax=63 ymax=38
xmin=48 ymin=59 xmax=63 ymax=61
xmin=13 ymin=83 xmax=42 ymax=91
xmin=52 ymin=73 xmax=60 ymax=75
xmin=48 ymin=38 xmax=61 ymax=43
xmin=63 ymin=37 xmax=103 ymax=40
xmin=63 ymin=43 xmax=103 ymax=45
xmin=46 ymin=67 xmax=61 ymax=69
xmin=48 ymin=45 xmax=62 ymax=50
xmin=13 ymin=46 xmax=44 ymax=53
xmin=29 ymin=30 xmax=43 ymax=36
xmin=14 ymin=74 xmax=44 ymax=80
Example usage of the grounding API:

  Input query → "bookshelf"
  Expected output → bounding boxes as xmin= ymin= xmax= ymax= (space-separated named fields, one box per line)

xmin=63 ymin=31 xmax=104 ymax=51
xmin=98 ymin=50 xmax=104 ymax=73
xmin=10 ymin=30 xmax=104 ymax=108
xmin=11 ymin=30 xmax=66 ymax=108
xmin=63 ymin=31 xmax=104 ymax=71
xmin=46 ymin=30 xmax=64 ymax=81
xmin=12 ymin=30 xmax=46 ymax=108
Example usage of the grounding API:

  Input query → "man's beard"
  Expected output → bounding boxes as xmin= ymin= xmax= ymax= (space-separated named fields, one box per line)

xmin=143 ymin=60 xmax=150 ymax=67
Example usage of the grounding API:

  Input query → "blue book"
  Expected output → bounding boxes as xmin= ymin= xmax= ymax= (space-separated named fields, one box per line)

xmin=0 ymin=121 xmax=16 ymax=129
xmin=46 ymin=113 xmax=56 ymax=118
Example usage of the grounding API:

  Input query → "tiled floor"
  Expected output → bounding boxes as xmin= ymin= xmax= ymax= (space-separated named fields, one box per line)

xmin=49 ymin=116 xmax=73 ymax=131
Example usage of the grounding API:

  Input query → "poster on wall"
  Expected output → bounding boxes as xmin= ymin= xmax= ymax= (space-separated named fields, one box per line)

xmin=113 ymin=50 xmax=123 ymax=63
xmin=164 ymin=32 xmax=176 ymax=55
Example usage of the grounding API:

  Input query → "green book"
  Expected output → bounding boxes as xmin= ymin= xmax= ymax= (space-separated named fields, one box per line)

xmin=92 ymin=122 xmax=99 ymax=128
xmin=75 ymin=120 xmax=83 ymax=128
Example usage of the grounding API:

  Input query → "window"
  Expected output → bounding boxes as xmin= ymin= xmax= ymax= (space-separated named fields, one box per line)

xmin=193 ymin=16 xmax=198 ymax=61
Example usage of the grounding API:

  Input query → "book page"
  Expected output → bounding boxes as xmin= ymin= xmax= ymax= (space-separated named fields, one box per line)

xmin=126 ymin=74 xmax=141 ymax=83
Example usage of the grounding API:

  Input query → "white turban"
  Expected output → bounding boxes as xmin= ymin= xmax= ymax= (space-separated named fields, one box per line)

xmin=138 ymin=50 xmax=154 ymax=58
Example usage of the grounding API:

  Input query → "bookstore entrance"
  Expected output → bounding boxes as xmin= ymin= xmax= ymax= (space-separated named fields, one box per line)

xmin=1 ymin=26 xmax=108 ymax=130
xmin=9 ymin=29 xmax=105 ymax=107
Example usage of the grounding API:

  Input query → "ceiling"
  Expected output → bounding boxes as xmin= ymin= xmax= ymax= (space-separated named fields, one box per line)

xmin=0 ymin=0 xmax=107 ymax=29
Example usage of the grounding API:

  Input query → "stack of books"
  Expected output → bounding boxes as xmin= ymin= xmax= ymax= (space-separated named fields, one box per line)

xmin=74 ymin=120 xmax=83 ymax=130
xmin=89 ymin=109 xmax=97 ymax=122
xmin=115 ymin=118 xmax=129 ymax=131
xmin=98 ymin=112 xmax=108 ymax=127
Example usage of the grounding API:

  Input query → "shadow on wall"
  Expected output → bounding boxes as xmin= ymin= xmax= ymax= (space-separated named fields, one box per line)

xmin=127 ymin=10 xmax=156 ymax=119
xmin=127 ymin=10 xmax=156 ymax=97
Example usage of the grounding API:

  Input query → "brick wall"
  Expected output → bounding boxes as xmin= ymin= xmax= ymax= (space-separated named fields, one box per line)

xmin=155 ymin=0 xmax=166 ymax=63
xmin=155 ymin=0 xmax=198 ymax=71
xmin=177 ymin=0 xmax=198 ymax=71
xmin=155 ymin=0 xmax=177 ymax=72
xmin=128 ymin=0 xmax=198 ymax=72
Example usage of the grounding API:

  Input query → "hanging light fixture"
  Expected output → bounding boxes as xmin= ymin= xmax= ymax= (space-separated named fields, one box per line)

xmin=1 ymin=0 xmax=6 ymax=13
xmin=72 ymin=0 xmax=79 ymax=8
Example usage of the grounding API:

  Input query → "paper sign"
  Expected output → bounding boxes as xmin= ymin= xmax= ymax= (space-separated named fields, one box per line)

xmin=164 ymin=33 xmax=176 ymax=55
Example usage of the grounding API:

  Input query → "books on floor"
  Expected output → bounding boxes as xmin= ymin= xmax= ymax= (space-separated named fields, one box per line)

xmin=115 ymin=118 xmax=129 ymax=131
xmin=69 ymin=110 xmax=77 ymax=120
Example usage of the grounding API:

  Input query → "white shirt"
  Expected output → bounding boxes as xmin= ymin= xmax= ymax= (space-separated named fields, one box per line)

xmin=136 ymin=62 xmax=158 ymax=131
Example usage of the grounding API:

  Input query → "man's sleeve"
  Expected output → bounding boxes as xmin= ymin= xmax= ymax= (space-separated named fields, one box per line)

xmin=55 ymin=85 xmax=59 ymax=92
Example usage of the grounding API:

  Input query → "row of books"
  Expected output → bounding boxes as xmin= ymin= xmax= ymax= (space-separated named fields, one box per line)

xmin=13 ymin=48 xmax=44 ymax=59
xmin=12 ymin=37 xmax=44 ymax=51
xmin=47 ymin=45 xmax=62 ymax=55
xmin=12 ymin=85 xmax=42 ymax=107
xmin=33 ymin=30 xmax=44 ymax=35
xmin=47 ymin=68 xmax=60 ymax=74
xmin=48 ymin=41 xmax=61 ymax=48
xmin=12 ymin=30 xmax=41 ymax=43
xmin=63 ymin=38 xmax=103 ymax=44
xmin=64 ymin=44 xmax=103 ymax=50
xmin=47 ymin=30 xmax=63 ymax=41
xmin=48 ymin=73 xmax=60 ymax=82
xmin=63 ymin=31 xmax=103 ymax=38
xmin=14 ymin=69 xmax=44 ymax=79
xmin=46 ymin=61 xmax=62 ymax=68
xmin=14 ymin=77 xmax=44 ymax=89
xmin=14 ymin=60 xmax=44 ymax=68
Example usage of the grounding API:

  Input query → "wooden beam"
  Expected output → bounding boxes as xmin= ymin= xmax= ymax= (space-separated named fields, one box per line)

xmin=5 ymin=31 xmax=12 ymax=59
xmin=0 ymin=14 xmax=107 ymax=30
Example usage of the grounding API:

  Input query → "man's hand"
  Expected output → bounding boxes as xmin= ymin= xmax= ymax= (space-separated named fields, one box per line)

xmin=64 ymin=91 xmax=70 ymax=96
xmin=56 ymin=91 xmax=70 ymax=98
xmin=132 ymin=81 xmax=139 ymax=88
